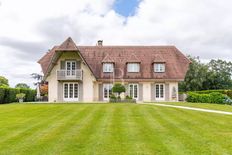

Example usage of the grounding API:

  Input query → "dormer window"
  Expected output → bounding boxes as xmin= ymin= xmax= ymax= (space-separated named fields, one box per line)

xmin=127 ymin=63 xmax=140 ymax=73
xmin=103 ymin=63 xmax=114 ymax=73
xmin=154 ymin=63 xmax=165 ymax=73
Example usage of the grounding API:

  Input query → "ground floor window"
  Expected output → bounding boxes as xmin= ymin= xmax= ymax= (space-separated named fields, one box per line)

xmin=129 ymin=84 xmax=138 ymax=100
xmin=155 ymin=84 xmax=164 ymax=100
xmin=103 ymin=84 xmax=113 ymax=100
xmin=64 ymin=83 xmax=79 ymax=101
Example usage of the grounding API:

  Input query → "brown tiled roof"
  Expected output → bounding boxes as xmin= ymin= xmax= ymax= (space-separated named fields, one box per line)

xmin=56 ymin=37 xmax=78 ymax=51
xmin=37 ymin=46 xmax=58 ymax=74
xmin=38 ymin=38 xmax=190 ymax=81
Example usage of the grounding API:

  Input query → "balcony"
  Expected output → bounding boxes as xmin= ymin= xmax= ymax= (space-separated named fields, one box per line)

xmin=57 ymin=70 xmax=83 ymax=81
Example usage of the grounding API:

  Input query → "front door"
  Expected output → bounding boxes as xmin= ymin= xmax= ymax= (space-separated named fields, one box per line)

xmin=66 ymin=61 xmax=76 ymax=77
xmin=129 ymin=84 xmax=138 ymax=100
xmin=63 ymin=83 xmax=79 ymax=102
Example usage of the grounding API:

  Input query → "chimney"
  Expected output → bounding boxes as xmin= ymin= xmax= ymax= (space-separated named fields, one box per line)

xmin=97 ymin=40 xmax=103 ymax=46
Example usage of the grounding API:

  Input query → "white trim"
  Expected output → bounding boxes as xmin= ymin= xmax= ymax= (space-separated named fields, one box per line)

xmin=128 ymin=83 xmax=139 ymax=100
xmin=155 ymin=83 xmax=165 ymax=101
xmin=127 ymin=63 xmax=140 ymax=73
xmin=103 ymin=83 xmax=113 ymax=101
xmin=103 ymin=63 xmax=114 ymax=73
xmin=154 ymin=63 xmax=165 ymax=73
xmin=66 ymin=61 xmax=76 ymax=77
xmin=63 ymin=82 xmax=79 ymax=102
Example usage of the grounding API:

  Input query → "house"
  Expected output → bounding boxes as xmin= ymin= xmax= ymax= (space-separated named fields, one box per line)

xmin=38 ymin=37 xmax=190 ymax=102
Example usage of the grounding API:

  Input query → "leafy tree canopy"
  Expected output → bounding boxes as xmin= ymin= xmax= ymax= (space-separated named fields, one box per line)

xmin=112 ymin=83 xmax=126 ymax=95
xmin=179 ymin=56 xmax=232 ymax=92
xmin=15 ymin=83 xmax=30 ymax=89
xmin=0 ymin=76 xmax=9 ymax=87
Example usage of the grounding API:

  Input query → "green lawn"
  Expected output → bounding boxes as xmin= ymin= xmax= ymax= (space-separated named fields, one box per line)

xmin=0 ymin=103 xmax=232 ymax=155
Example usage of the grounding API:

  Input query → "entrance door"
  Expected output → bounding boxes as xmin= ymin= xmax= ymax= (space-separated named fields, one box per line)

xmin=129 ymin=84 xmax=138 ymax=100
xmin=66 ymin=61 xmax=76 ymax=77
xmin=63 ymin=83 xmax=79 ymax=101
xmin=155 ymin=84 xmax=165 ymax=101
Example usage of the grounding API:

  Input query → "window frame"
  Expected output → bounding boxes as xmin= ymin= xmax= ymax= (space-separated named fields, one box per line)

xmin=63 ymin=82 xmax=79 ymax=101
xmin=154 ymin=63 xmax=165 ymax=73
xmin=103 ymin=83 xmax=113 ymax=101
xmin=103 ymin=63 xmax=114 ymax=73
xmin=127 ymin=63 xmax=140 ymax=73
xmin=128 ymin=83 xmax=139 ymax=100
xmin=155 ymin=83 xmax=165 ymax=101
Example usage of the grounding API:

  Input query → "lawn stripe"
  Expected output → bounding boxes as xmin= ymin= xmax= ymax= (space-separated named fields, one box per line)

xmin=79 ymin=103 xmax=115 ymax=155
xmin=93 ymin=104 xmax=135 ymax=155
xmin=57 ymin=104 xmax=108 ymax=154
xmin=170 ymin=108 xmax=232 ymax=154
xmin=0 ymin=105 xmax=88 ymax=154
xmin=139 ymin=105 xmax=191 ymax=155
xmin=0 ymin=105 xmax=67 ymax=142
xmin=130 ymin=104 xmax=172 ymax=154
xmin=18 ymin=104 xmax=97 ymax=155
xmin=149 ymin=105 xmax=230 ymax=154
xmin=0 ymin=104 xmax=58 ymax=135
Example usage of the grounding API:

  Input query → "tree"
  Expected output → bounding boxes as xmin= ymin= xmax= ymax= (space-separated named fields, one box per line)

xmin=179 ymin=57 xmax=232 ymax=92
xmin=31 ymin=73 xmax=43 ymax=85
xmin=204 ymin=59 xmax=232 ymax=89
xmin=15 ymin=83 xmax=30 ymax=89
xmin=0 ymin=76 xmax=9 ymax=87
xmin=179 ymin=56 xmax=208 ymax=92
xmin=112 ymin=83 xmax=126 ymax=96
xmin=40 ymin=84 xmax=48 ymax=96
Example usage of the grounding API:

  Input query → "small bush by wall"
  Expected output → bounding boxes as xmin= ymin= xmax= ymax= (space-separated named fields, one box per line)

xmin=0 ymin=87 xmax=36 ymax=104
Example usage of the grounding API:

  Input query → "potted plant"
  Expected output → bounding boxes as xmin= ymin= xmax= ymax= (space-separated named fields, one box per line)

xmin=16 ymin=93 xmax=26 ymax=103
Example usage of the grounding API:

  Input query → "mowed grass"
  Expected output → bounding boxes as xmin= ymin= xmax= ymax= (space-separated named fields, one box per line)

xmin=0 ymin=103 xmax=232 ymax=155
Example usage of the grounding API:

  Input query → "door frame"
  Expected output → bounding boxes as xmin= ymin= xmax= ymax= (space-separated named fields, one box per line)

xmin=66 ymin=61 xmax=76 ymax=77
xmin=63 ymin=82 xmax=79 ymax=102
xmin=103 ymin=83 xmax=113 ymax=101
xmin=128 ymin=83 xmax=139 ymax=100
xmin=155 ymin=83 xmax=165 ymax=101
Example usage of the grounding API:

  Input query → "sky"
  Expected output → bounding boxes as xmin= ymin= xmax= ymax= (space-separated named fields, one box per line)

xmin=0 ymin=0 xmax=232 ymax=87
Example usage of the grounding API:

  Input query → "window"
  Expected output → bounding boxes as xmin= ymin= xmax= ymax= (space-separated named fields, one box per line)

xmin=155 ymin=84 xmax=164 ymax=100
xmin=66 ymin=61 xmax=76 ymax=76
xmin=129 ymin=84 xmax=139 ymax=100
xmin=63 ymin=83 xmax=79 ymax=101
xmin=154 ymin=63 xmax=165 ymax=72
xmin=127 ymin=63 xmax=140 ymax=72
xmin=103 ymin=63 xmax=114 ymax=73
xmin=103 ymin=84 xmax=113 ymax=100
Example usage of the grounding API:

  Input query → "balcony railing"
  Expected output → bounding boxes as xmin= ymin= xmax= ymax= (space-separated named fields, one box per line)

xmin=57 ymin=70 xmax=83 ymax=81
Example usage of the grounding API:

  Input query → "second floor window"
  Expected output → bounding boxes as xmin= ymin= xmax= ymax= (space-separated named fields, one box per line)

xmin=154 ymin=63 xmax=165 ymax=73
xmin=103 ymin=63 xmax=114 ymax=73
xmin=127 ymin=63 xmax=140 ymax=72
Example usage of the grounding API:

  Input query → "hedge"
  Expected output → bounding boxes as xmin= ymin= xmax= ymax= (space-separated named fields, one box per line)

xmin=191 ymin=90 xmax=232 ymax=99
xmin=0 ymin=87 xmax=36 ymax=104
xmin=186 ymin=92 xmax=232 ymax=104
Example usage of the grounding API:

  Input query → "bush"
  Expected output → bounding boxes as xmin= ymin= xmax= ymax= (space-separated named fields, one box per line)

xmin=187 ymin=92 xmax=228 ymax=104
xmin=0 ymin=87 xmax=5 ymax=104
xmin=16 ymin=93 xmax=26 ymax=101
xmin=0 ymin=87 xmax=36 ymax=104
xmin=125 ymin=95 xmax=132 ymax=99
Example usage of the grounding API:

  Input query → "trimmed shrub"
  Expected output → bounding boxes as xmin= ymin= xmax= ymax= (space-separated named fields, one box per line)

xmin=0 ymin=87 xmax=5 ymax=104
xmin=0 ymin=87 xmax=36 ymax=104
xmin=186 ymin=92 xmax=228 ymax=104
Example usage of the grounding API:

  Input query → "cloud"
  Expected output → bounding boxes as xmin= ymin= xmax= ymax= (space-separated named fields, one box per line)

xmin=0 ymin=0 xmax=232 ymax=87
